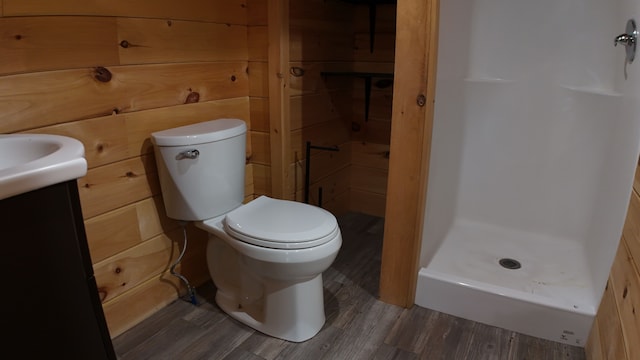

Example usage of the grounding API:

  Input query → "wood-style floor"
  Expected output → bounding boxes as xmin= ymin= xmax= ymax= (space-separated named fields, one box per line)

xmin=113 ymin=212 xmax=586 ymax=360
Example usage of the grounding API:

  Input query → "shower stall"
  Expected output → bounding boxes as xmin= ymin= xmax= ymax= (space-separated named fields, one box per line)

xmin=415 ymin=0 xmax=640 ymax=346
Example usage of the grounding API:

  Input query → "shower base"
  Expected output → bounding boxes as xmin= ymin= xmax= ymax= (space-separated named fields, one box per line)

xmin=415 ymin=219 xmax=597 ymax=347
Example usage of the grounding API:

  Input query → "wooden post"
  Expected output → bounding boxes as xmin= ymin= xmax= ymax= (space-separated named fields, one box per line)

xmin=379 ymin=0 xmax=439 ymax=307
xmin=268 ymin=0 xmax=291 ymax=199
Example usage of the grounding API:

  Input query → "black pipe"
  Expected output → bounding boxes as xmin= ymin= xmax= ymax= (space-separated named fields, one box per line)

xmin=304 ymin=141 xmax=339 ymax=205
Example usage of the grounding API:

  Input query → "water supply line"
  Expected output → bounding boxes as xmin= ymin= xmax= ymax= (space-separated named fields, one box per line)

xmin=170 ymin=222 xmax=198 ymax=305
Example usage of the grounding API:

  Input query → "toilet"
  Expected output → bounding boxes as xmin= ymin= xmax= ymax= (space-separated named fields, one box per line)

xmin=150 ymin=118 xmax=342 ymax=342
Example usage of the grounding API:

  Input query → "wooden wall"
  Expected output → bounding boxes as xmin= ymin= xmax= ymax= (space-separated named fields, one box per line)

xmin=286 ymin=0 xmax=354 ymax=214
xmin=248 ymin=0 xmax=271 ymax=196
xmin=287 ymin=1 xmax=396 ymax=217
xmin=586 ymin=165 xmax=640 ymax=359
xmin=0 ymin=0 xmax=259 ymax=338
xmin=349 ymin=3 xmax=396 ymax=217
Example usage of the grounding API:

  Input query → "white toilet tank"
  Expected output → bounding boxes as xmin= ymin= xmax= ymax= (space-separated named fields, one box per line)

xmin=151 ymin=119 xmax=247 ymax=221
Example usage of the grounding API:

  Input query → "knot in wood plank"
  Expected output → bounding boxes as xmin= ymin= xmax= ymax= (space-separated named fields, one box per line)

xmin=185 ymin=91 xmax=200 ymax=104
xmin=93 ymin=67 xmax=112 ymax=83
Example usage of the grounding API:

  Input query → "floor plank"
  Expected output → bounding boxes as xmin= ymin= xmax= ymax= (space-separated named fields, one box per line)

xmin=113 ymin=212 xmax=586 ymax=360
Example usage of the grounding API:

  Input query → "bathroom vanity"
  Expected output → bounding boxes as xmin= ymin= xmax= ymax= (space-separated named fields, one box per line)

xmin=0 ymin=134 xmax=114 ymax=358
xmin=1 ymin=180 xmax=116 ymax=359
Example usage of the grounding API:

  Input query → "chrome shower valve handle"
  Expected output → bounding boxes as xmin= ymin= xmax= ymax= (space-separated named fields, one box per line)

xmin=614 ymin=19 xmax=637 ymax=63
xmin=615 ymin=33 xmax=635 ymax=47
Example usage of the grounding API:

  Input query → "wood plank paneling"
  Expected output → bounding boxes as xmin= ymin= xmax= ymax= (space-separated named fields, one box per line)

xmin=290 ymin=0 xmax=353 ymax=23
xmin=349 ymin=141 xmax=389 ymax=217
xmin=289 ymin=141 xmax=351 ymax=194
xmin=245 ymin=164 xmax=255 ymax=197
xmin=137 ymin=197 xmax=176 ymax=241
xmin=352 ymin=165 xmax=388 ymax=195
xmin=350 ymin=84 xmax=394 ymax=145
xmin=352 ymin=118 xmax=393 ymax=145
xmin=268 ymin=0 xmax=291 ymax=199
xmin=352 ymin=87 xmax=394 ymax=121
xmin=287 ymin=0 xmax=358 ymax=210
xmin=380 ymin=0 xmax=439 ymax=307
xmin=248 ymin=61 xmax=268 ymax=97
xmin=351 ymin=141 xmax=390 ymax=170
xmin=248 ymin=0 xmax=268 ymax=26
xmin=290 ymin=93 xmax=341 ymax=130
xmin=23 ymin=114 xmax=129 ymax=169
xmin=85 ymin=204 xmax=144 ymax=263
xmin=179 ymin=225 xmax=210 ymax=287
xmin=345 ymin=61 xmax=395 ymax=75
xmin=249 ymin=97 xmax=269 ymax=132
xmin=609 ymin=240 xmax=640 ymax=359
xmin=595 ymin=279 xmax=627 ymax=359
xmin=291 ymin=121 xmax=350 ymax=163
xmin=295 ymin=166 xmax=350 ymax=209
xmin=102 ymin=275 xmax=181 ymax=338
xmin=253 ymin=163 xmax=272 ymax=196
xmin=78 ymin=155 xmax=159 ymax=219
xmin=247 ymin=0 xmax=268 ymax=198
xmin=289 ymin=62 xmax=325 ymax=96
xmin=354 ymin=4 xmax=396 ymax=34
xmin=85 ymin=197 xmax=178 ymax=263
xmin=353 ymin=32 xmax=396 ymax=63
xmin=94 ymin=232 xmax=177 ymax=303
xmin=117 ymin=18 xmax=248 ymax=64
xmin=0 ymin=15 xmax=249 ymax=75
xmin=248 ymin=26 xmax=268 ymax=61
xmin=345 ymin=3 xmax=395 ymax=217
xmin=3 ymin=0 xmax=248 ymax=24
xmin=319 ymin=189 xmax=350 ymax=216
xmin=586 ymin=317 xmax=604 ymax=360
xmin=289 ymin=29 xmax=354 ymax=63
xmin=350 ymin=189 xmax=387 ymax=218
xmin=289 ymin=0 xmax=355 ymax=63
xmin=250 ymin=131 xmax=271 ymax=165
xmin=622 ymin=189 xmax=640 ymax=269
xmin=0 ymin=16 xmax=119 ymax=75
xmin=0 ymin=62 xmax=248 ymax=133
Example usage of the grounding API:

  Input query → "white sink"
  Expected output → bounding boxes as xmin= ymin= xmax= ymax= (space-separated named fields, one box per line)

xmin=0 ymin=134 xmax=87 ymax=200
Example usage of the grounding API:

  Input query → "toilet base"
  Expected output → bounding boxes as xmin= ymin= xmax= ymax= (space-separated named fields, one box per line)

xmin=215 ymin=274 xmax=326 ymax=342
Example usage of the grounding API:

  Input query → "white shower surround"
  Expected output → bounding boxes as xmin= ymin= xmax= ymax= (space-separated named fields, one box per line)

xmin=415 ymin=0 xmax=640 ymax=347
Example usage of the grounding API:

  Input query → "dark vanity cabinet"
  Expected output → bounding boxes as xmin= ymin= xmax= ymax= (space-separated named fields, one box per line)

xmin=1 ymin=180 xmax=116 ymax=359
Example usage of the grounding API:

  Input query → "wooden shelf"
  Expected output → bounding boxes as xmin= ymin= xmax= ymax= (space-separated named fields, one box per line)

xmin=321 ymin=71 xmax=394 ymax=122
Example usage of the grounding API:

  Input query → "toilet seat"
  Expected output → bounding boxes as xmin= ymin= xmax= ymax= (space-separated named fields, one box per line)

xmin=224 ymin=196 xmax=338 ymax=250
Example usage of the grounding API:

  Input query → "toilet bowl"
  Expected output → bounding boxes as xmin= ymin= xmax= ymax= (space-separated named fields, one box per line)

xmin=150 ymin=119 xmax=342 ymax=342
xmin=197 ymin=196 xmax=341 ymax=342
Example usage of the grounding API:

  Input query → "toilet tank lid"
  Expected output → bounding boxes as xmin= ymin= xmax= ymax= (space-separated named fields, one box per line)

xmin=151 ymin=119 xmax=247 ymax=147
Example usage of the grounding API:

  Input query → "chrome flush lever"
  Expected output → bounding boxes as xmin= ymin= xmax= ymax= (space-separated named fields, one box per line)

xmin=177 ymin=149 xmax=199 ymax=160
xmin=615 ymin=19 xmax=638 ymax=63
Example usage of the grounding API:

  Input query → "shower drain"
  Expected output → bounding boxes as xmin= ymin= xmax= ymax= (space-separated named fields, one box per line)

xmin=499 ymin=258 xmax=521 ymax=270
